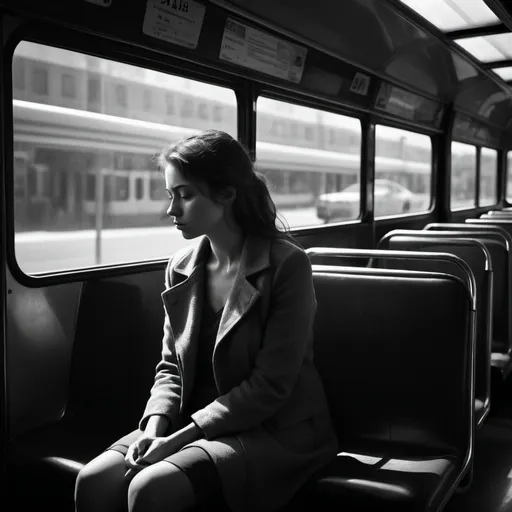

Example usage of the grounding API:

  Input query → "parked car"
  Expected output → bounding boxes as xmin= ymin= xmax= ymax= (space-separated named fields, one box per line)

xmin=316 ymin=179 xmax=422 ymax=222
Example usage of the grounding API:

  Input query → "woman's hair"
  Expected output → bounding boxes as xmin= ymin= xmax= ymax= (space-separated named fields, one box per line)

xmin=157 ymin=129 xmax=298 ymax=244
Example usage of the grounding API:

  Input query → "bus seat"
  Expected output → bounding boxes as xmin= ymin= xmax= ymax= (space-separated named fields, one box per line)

xmin=7 ymin=270 xmax=166 ymax=511
xmin=376 ymin=232 xmax=492 ymax=428
xmin=302 ymin=267 xmax=474 ymax=512
xmin=424 ymin=224 xmax=512 ymax=375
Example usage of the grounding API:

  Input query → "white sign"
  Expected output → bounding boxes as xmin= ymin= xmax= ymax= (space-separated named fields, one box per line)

xmin=219 ymin=18 xmax=307 ymax=84
xmin=84 ymin=0 xmax=112 ymax=5
xmin=350 ymin=72 xmax=370 ymax=96
xmin=142 ymin=0 xmax=206 ymax=49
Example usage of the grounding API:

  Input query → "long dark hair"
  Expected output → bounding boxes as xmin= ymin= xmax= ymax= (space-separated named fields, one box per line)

xmin=158 ymin=130 xmax=297 ymax=244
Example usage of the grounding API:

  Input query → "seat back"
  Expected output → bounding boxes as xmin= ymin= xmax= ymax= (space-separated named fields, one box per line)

xmin=423 ymin=225 xmax=511 ymax=354
xmin=311 ymin=267 xmax=473 ymax=468
xmin=481 ymin=211 xmax=512 ymax=218
xmin=376 ymin=232 xmax=492 ymax=414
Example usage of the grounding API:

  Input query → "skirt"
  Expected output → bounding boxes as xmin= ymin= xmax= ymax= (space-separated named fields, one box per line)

xmin=108 ymin=428 xmax=229 ymax=510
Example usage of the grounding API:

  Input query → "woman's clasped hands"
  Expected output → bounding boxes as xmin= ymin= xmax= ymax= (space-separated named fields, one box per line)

xmin=124 ymin=432 xmax=183 ymax=480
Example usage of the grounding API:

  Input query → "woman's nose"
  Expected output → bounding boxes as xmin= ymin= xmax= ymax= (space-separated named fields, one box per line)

xmin=167 ymin=201 xmax=181 ymax=217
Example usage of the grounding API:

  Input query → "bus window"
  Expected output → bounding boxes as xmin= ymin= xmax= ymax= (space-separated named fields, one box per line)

xmin=479 ymin=148 xmax=498 ymax=207
xmin=508 ymin=153 xmax=512 ymax=204
xmin=11 ymin=41 xmax=237 ymax=275
xmin=375 ymin=126 xmax=432 ymax=218
xmin=451 ymin=142 xmax=477 ymax=210
xmin=256 ymin=97 xmax=361 ymax=228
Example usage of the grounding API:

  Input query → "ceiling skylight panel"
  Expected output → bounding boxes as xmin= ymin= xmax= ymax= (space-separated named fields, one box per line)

xmin=492 ymin=67 xmax=512 ymax=81
xmin=400 ymin=0 xmax=499 ymax=31
xmin=481 ymin=33 xmax=512 ymax=60
xmin=456 ymin=36 xmax=506 ymax=61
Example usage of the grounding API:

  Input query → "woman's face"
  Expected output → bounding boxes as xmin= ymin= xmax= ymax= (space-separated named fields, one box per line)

xmin=164 ymin=162 xmax=226 ymax=239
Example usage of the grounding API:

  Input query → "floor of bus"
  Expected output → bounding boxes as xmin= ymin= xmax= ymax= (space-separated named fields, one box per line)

xmin=444 ymin=372 xmax=512 ymax=512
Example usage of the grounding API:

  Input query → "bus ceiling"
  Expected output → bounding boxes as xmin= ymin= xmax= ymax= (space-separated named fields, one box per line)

xmin=1 ymin=0 xmax=512 ymax=147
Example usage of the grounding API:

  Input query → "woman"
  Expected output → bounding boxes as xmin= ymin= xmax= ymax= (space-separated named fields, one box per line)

xmin=74 ymin=130 xmax=338 ymax=512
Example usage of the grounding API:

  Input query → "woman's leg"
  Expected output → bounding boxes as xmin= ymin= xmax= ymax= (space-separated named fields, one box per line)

xmin=75 ymin=450 xmax=129 ymax=512
xmin=128 ymin=461 xmax=196 ymax=512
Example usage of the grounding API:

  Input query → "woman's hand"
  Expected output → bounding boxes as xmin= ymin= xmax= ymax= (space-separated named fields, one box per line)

xmin=136 ymin=435 xmax=183 ymax=465
xmin=124 ymin=423 xmax=203 ymax=480
xmin=124 ymin=433 xmax=158 ymax=480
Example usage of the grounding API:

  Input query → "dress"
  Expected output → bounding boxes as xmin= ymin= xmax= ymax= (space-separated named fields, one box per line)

xmin=107 ymin=281 xmax=226 ymax=507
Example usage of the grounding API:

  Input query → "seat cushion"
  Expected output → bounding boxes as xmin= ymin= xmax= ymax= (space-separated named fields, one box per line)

xmin=491 ymin=352 xmax=511 ymax=371
xmin=7 ymin=419 xmax=125 ymax=508
xmin=300 ymin=448 xmax=459 ymax=512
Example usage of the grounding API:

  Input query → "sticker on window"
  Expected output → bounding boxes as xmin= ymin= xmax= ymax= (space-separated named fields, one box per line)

xmin=142 ymin=0 xmax=206 ymax=49
xmin=219 ymin=18 xmax=307 ymax=84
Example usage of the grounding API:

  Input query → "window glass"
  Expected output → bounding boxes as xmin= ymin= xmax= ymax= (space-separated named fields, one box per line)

xmin=451 ymin=142 xmax=477 ymax=209
xmin=375 ymin=126 xmax=432 ymax=218
xmin=256 ymin=97 xmax=361 ymax=228
xmin=61 ymin=73 xmax=76 ymax=99
xmin=12 ymin=41 xmax=237 ymax=274
xmin=479 ymin=148 xmax=498 ymax=206
xmin=31 ymin=67 xmax=48 ymax=95
xmin=13 ymin=58 xmax=25 ymax=90
xmin=507 ymin=153 xmax=512 ymax=203
xmin=135 ymin=177 xmax=144 ymax=200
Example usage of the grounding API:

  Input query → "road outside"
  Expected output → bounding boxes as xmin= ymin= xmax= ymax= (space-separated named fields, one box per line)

xmin=15 ymin=207 xmax=325 ymax=275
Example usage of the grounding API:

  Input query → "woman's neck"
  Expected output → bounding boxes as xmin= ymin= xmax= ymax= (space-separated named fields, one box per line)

xmin=206 ymin=227 xmax=244 ymax=272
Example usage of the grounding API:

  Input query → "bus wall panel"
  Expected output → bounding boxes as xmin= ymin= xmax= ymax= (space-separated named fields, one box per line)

xmin=5 ymin=267 xmax=81 ymax=439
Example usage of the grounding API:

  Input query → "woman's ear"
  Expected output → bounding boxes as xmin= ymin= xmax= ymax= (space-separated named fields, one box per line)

xmin=218 ymin=186 xmax=236 ymax=205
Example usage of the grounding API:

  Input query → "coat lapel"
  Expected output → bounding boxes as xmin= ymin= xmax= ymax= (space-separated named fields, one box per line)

xmin=161 ymin=238 xmax=210 ymax=396
xmin=215 ymin=235 xmax=271 ymax=347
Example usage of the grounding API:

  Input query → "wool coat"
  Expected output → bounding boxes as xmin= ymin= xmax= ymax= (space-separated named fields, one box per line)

xmin=140 ymin=234 xmax=338 ymax=512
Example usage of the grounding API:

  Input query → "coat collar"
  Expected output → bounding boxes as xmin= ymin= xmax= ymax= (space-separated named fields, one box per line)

xmin=172 ymin=234 xmax=271 ymax=280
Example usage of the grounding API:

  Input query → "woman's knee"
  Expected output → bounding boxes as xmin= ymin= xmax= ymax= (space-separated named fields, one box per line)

xmin=75 ymin=450 xmax=127 ymax=507
xmin=128 ymin=462 xmax=195 ymax=512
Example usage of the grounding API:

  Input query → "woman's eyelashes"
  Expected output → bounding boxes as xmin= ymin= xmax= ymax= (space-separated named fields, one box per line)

xmin=168 ymin=192 xmax=193 ymax=202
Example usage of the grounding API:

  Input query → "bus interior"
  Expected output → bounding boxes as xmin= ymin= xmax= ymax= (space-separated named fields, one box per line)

xmin=3 ymin=0 xmax=512 ymax=510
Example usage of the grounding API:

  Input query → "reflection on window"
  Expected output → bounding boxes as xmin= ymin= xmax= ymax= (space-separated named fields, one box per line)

xmin=256 ymin=97 xmax=361 ymax=228
xmin=375 ymin=126 xmax=432 ymax=218
xmin=12 ymin=41 xmax=237 ymax=274
xmin=479 ymin=147 xmax=498 ymax=206
xmin=451 ymin=142 xmax=477 ymax=210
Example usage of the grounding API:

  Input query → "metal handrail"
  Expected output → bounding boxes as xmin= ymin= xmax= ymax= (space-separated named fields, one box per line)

xmin=306 ymin=246 xmax=477 ymax=311
xmin=378 ymin=230 xmax=492 ymax=272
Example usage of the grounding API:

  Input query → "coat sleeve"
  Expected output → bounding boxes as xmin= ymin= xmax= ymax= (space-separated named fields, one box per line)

xmin=191 ymin=247 xmax=316 ymax=439
xmin=139 ymin=256 xmax=182 ymax=431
